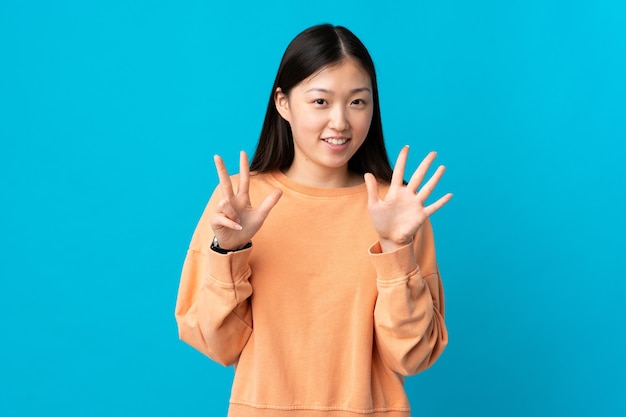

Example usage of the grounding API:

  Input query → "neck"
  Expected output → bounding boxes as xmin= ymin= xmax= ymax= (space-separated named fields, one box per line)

xmin=283 ymin=165 xmax=362 ymax=188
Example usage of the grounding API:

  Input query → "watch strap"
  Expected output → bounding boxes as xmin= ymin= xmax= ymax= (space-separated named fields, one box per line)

xmin=210 ymin=236 xmax=252 ymax=254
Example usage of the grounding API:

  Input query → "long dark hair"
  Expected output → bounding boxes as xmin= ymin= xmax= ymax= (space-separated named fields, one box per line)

xmin=250 ymin=24 xmax=393 ymax=182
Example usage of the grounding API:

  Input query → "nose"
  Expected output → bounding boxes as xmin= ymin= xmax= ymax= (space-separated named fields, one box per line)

xmin=328 ymin=105 xmax=349 ymax=132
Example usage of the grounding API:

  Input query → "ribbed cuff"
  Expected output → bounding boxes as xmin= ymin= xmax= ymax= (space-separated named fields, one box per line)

xmin=368 ymin=241 xmax=418 ymax=281
xmin=207 ymin=246 xmax=252 ymax=285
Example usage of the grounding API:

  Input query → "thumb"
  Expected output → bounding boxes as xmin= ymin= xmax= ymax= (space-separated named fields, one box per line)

xmin=363 ymin=173 xmax=380 ymax=207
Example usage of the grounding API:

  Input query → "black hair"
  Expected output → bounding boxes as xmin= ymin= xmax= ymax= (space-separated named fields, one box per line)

xmin=250 ymin=24 xmax=393 ymax=182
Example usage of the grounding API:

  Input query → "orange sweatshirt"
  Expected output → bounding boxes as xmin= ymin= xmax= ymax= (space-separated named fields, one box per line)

xmin=175 ymin=170 xmax=447 ymax=417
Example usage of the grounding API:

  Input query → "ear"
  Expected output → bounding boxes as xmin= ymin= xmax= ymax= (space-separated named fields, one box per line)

xmin=274 ymin=87 xmax=291 ymax=123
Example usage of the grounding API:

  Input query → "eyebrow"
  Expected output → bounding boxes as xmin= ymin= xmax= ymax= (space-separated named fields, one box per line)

xmin=304 ymin=87 xmax=372 ymax=95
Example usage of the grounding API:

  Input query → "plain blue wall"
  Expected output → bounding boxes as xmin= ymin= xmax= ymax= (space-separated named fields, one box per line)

xmin=1 ymin=1 xmax=624 ymax=416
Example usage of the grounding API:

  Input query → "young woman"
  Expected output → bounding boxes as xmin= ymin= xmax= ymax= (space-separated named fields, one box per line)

xmin=175 ymin=24 xmax=452 ymax=417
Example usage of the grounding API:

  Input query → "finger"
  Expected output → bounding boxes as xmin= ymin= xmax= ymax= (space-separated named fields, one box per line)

xmin=216 ymin=199 xmax=240 ymax=224
xmin=256 ymin=189 xmax=283 ymax=217
xmin=407 ymin=151 xmax=437 ymax=193
xmin=214 ymin=154 xmax=235 ymax=199
xmin=390 ymin=146 xmax=409 ymax=186
xmin=237 ymin=150 xmax=250 ymax=195
xmin=212 ymin=215 xmax=244 ymax=231
xmin=364 ymin=173 xmax=380 ymax=206
xmin=416 ymin=164 xmax=446 ymax=202
xmin=424 ymin=193 xmax=453 ymax=217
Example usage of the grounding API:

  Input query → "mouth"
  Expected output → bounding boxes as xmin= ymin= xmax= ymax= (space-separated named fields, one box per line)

xmin=322 ymin=137 xmax=350 ymax=145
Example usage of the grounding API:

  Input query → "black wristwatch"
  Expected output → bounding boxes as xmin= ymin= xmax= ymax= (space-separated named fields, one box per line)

xmin=210 ymin=236 xmax=252 ymax=254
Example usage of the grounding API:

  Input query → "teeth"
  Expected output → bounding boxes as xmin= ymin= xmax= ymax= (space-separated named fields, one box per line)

xmin=325 ymin=138 xmax=348 ymax=145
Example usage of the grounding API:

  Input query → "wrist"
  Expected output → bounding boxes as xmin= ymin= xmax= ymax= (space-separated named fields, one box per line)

xmin=379 ymin=237 xmax=413 ymax=253
xmin=210 ymin=236 xmax=252 ymax=254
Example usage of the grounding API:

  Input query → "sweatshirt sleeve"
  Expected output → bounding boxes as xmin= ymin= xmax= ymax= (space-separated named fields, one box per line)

xmin=369 ymin=219 xmax=448 ymax=376
xmin=174 ymin=183 xmax=254 ymax=367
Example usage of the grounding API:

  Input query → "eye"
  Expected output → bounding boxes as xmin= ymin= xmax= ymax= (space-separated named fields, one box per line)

xmin=314 ymin=99 xmax=328 ymax=105
xmin=351 ymin=99 xmax=367 ymax=106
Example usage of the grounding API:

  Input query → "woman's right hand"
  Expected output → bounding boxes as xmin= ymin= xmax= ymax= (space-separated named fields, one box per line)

xmin=210 ymin=151 xmax=283 ymax=250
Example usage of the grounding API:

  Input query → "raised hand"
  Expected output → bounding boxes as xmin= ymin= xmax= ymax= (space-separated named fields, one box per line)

xmin=364 ymin=146 xmax=452 ymax=253
xmin=210 ymin=151 xmax=283 ymax=250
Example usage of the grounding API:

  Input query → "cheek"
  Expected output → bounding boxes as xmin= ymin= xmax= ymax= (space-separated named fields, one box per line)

xmin=354 ymin=111 xmax=373 ymax=135
xmin=292 ymin=111 xmax=326 ymax=132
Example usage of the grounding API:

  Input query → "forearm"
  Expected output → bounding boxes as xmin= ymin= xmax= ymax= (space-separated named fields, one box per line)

xmin=369 ymin=241 xmax=448 ymax=375
xmin=175 ymin=248 xmax=253 ymax=366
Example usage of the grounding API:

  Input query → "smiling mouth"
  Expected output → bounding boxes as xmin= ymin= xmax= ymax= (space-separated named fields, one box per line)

xmin=322 ymin=137 xmax=349 ymax=145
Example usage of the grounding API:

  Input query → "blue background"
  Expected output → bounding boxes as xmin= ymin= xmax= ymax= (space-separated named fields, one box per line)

xmin=1 ymin=0 xmax=625 ymax=416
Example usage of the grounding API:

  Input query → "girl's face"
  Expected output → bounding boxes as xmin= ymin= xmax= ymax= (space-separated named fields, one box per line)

xmin=275 ymin=58 xmax=373 ymax=186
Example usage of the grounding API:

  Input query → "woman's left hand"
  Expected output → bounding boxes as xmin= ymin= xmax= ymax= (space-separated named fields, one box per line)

xmin=364 ymin=146 xmax=452 ymax=253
